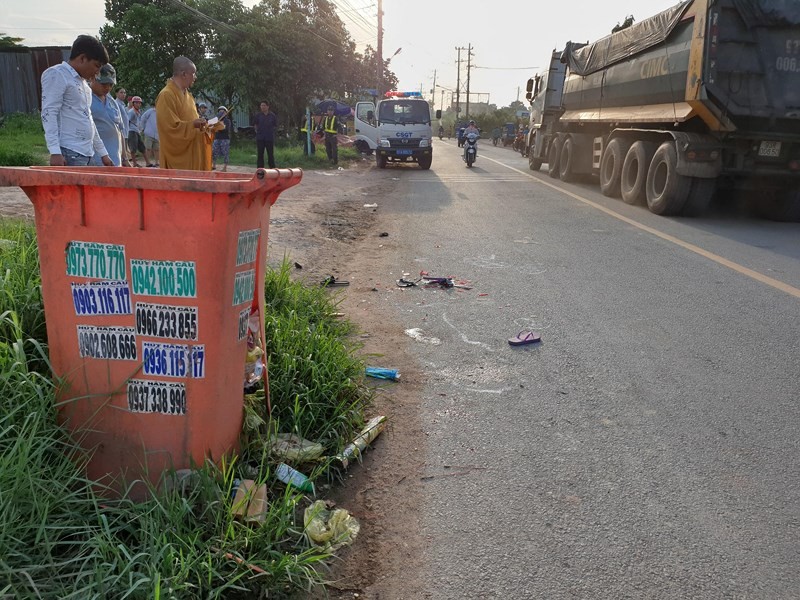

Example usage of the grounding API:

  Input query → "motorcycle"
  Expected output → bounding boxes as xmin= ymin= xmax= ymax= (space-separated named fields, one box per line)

xmin=512 ymin=131 xmax=525 ymax=154
xmin=438 ymin=126 xmax=444 ymax=140
xmin=463 ymin=132 xmax=478 ymax=167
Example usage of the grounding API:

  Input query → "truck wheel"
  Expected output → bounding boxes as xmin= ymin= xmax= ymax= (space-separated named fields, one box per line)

xmin=620 ymin=141 xmax=656 ymax=206
xmin=376 ymin=154 xmax=387 ymax=169
xmin=681 ymin=178 xmax=716 ymax=216
xmin=599 ymin=138 xmax=629 ymax=198
xmin=529 ymin=153 xmax=542 ymax=171
xmin=646 ymin=141 xmax=691 ymax=215
xmin=354 ymin=140 xmax=373 ymax=155
xmin=559 ymin=137 xmax=578 ymax=183
xmin=418 ymin=155 xmax=432 ymax=170
xmin=547 ymin=137 xmax=562 ymax=179
xmin=758 ymin=188 xmax=800 ymax=222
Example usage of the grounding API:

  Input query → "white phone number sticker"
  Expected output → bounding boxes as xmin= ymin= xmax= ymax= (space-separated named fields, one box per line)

xmin=77 ymin=325 xmax=137 ymax=360
xmin=142 ymin=341 xmax=205 ymax=379
xmin=71 ymin=281 xmax=132 ymax=316
xmin=135 ymin=302 xmax=198 ymax=341
xmin=127 ymin=379 xmax=187 ymax=416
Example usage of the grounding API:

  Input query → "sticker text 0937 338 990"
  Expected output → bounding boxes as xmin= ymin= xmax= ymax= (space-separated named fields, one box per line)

xmin=66 ymin=241 xmax=126 ymax=280
xmin=142 ymin=341 xmax=205 ymax=378
xmin=130 ymin=259 xmax=197 ymax=298
xmin=71 ymin=281 xmax=132 ymax=316
xmin=77 ymin=325 xmax=137 ymax=360
xmin=135 ymin=302 xmax=198 ymax=341
xmin=127 ymin=379 xmax=187 ymax=415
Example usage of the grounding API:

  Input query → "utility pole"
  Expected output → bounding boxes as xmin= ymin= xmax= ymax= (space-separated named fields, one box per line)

xmin=431 ymin=69 xmax=436 ymax=105
xmin=376 ymin=0 xmax=383 ymax=97
xmin=455 ymin=47 xmax=462 ymax=123
xmin=440 ymin=89 xmax=445 ymax=112
xmin=465 ymin=43 xmax=473 ymax=119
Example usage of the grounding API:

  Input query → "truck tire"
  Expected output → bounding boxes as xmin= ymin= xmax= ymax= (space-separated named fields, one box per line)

xmin=354 ymin=140 xmax=373 ymax=155
xmin=376 ymin=154 xmax=387 ymax=169
xmin=547 ymin=137 xmax=562 ymax=179
xmin=758 ymin=188 xmax=800 ymax=222
xmin=558 ymin=137 xmax=578 ymax=183
xmin=621 ymin=141 xmax=655 ymax=206
xmin=529 ymin=153 xmax=543 ymax=171
xmin=681 ymin=178 xmax=716 ymax=217
xmin=599 ymin=138 xmax=629 ymax=198
xmin=646 ymin=141 xmax=691 ymax=215
xmin=418 ymin=155 xmax=432 ymax=170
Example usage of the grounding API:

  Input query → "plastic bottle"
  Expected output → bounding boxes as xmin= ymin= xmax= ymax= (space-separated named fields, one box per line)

xmin=274 ymin=463 xmax=315 ymax=494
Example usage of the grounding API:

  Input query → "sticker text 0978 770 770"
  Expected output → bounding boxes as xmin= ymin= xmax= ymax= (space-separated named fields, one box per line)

xmin=236 ymin=229 xmax=260 ymax=266
xmin=142 ymin=341 xmax=205 ymax=378
xmin=232 ymin=269 xmax=256 ymax=306
xmin=71 ymin=281 xmax=132 ymax=316
xmin=130 ymin=259 xmax=197 ymax=298
xmin=135 ymin=302 xmax=199 ymax=341
xmin=66 ymin=241 xmax=126 ymax=280
xmin=77 ymin=325 xmax=137 ymax=360
xmin=127 ymin=379 xmax=187 ymax=415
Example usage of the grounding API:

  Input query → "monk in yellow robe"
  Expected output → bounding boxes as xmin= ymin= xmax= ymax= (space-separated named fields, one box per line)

xmin=155 ymin=56 xmax=222 ymax=170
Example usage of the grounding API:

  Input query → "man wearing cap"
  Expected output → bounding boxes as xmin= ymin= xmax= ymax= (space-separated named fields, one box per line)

xmin=212 ymin=106 xmax=232 ymax=172
xmin=127 ymin=96 xmax=146 ymax=167
xmin=89 ymin=64 xmax=126 ymax=166
xmin=40 ymin=34 xmax=113 ymax=166
xmin=155 ymin=56 xmax=222 ymax=170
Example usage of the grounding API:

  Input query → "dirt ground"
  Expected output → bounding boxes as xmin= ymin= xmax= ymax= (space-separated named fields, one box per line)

xmin=0 ymin=161 xmax=425 ymax=598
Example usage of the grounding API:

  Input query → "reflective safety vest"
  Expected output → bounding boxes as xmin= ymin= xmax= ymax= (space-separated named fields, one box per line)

xmin=323 ymin=115 xmax=338 ymax=134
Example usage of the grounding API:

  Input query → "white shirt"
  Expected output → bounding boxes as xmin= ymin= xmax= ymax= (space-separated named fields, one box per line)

xmin=41 ymin=61 xmax=108 ymax=158
xmin=115 ymin=98 xmax=129 ymax=137
xmin=139 ymin=108 xmax=159 ymax=140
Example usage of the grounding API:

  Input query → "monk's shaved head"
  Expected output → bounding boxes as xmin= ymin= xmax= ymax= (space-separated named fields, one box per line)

xmin=173 ymin=56 xmax=195 ymax=76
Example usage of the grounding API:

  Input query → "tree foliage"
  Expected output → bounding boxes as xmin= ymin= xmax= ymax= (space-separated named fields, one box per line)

xmin=99 ymin=0 xmax=396 ymax=126
xmin=0 ymin=33 xmax=25 ymax=48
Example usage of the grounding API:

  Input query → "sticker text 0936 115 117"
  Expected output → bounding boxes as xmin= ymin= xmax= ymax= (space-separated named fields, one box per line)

xmin=66 ymin=241 xmax=126 ymax=280
xmin=127 ymin=379 xmax=187 ymax=415
xmin=130 ymin=259 xmax=197 ymax=298
xmin=236 ymin=229 xmax=260 ymax=266
xmin=135 ymin=302 xmax=199 ymax=341
xmin=71 ymin=281 xmax=132 ymax=316
xmin=232 ymin=269 xmax=256 ymax=306
xmin=142 ymin=341 xmax=205 ymax=378
xmin=77 ymin=325 xmax=137 ymax=360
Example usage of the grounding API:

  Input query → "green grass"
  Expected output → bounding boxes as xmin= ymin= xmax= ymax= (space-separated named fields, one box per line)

xmin=228 ymin=138 xmax=361 ymax=170
xmin=0 ymin=222 xmax=374 ymax=598
xmin=0 ymin=113 xmax=49 ymax=166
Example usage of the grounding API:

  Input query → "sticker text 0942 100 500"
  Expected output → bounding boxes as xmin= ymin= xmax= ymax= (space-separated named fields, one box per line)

xmin=127 ymin=379 xmax=187 ymax=415
xmin=130 ymin=259 xmax=197 ymax=298
xmin=135 ymin=302 xmax=199 ymax=341
xmin=71 ymin=281 xmax=132 ymax=316
xmin=142 ymin=341 xmax=205 ymax=378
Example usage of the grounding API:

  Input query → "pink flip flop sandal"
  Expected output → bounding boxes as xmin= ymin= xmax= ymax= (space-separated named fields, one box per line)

xmin=508 ymin=330 xmax=541 ymax=346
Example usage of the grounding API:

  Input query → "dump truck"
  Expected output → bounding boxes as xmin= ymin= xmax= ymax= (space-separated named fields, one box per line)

xmin=524 ymin=0 xmax=800 ymax=220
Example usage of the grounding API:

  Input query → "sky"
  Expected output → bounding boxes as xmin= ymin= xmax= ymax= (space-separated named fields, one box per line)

xmin=2 ymin=0 xmax=680 ymax=108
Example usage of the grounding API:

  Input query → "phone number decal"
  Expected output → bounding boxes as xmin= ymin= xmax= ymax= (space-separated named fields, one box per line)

xmin=142 ymin=342 xmax=205 ymax=378
xmin=77 ymin=325 xmax=137 ymax=360
xmin=233 ymin=269 xmax=256 ymax=306
xmin=127 ymin=379 xmax=187 ymax=416
xmin=237 ymin=307 xmax=250 ymax=342
xmin=135 ymin=302 xmax=198 ymax=341
xmin=236 ymin=229 xmax=260 ymax=266
xmin=130 ymin=259 xmax=197 ymax=298
xmin=71 ymin=281 xmax=132 ymax=316
xmin=66 ymin=241 xmax=126 ymax=280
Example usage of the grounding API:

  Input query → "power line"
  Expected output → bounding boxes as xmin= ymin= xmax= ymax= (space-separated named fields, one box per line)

xmin=473 ymin=65 xmax=539 ymax=70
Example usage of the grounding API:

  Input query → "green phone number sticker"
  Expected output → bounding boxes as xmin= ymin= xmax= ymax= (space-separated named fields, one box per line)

xmin=130 ymin=259 xmax=197 ymax=298
xmin=66 ymin=241 xmax=126 ymax=280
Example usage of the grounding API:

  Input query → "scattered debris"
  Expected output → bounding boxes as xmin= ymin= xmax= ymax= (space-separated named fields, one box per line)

xmin=404 ymin=328 xmax=441 ymax=345
xmin=270 ymin=433 xmax=324 ymax=463
xmin=304 ymin=500 xmax=360 ymax=550
xmin=508 ymin=331 xmax=542 ymax=346
xmin=365 ymin=367 xmax=400 ymax=381
xmin=379 ymin=232 xmax=389 ymax=237
xmin=335 ymin=416 xmax=388 ymax=468
xmin=396 ymin=270 xmax=472 ymax=290
xmin=363 ymin=203 xmax=378 ymax=208
xmin=231 ymin=479 xmax=269 ymax=523
xmin=321 ymin=275 xmax=350 ymax=287
xmin=294 ymin=261 xmax=303 ymax=269
xmin=275 ymin=462 xmax=315 ymax=494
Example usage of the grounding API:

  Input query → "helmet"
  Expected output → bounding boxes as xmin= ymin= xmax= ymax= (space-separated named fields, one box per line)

xmin=218 ymin=105 xmax=228 ymax=113
xmin=131 ymin=96 xmax=142 ymax=103
xmin=469 ymin=120 xmax=475 ymax=125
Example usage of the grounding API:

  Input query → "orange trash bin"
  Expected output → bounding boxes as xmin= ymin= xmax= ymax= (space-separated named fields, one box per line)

xmin=0 ymin=166 xmax=302 ymax=497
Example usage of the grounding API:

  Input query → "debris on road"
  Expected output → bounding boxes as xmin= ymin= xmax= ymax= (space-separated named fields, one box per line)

xmin=508 ymin=331 xmax=542 ymax=346
xmin=335 ymin=415 xmax=388 ymax=468
xmin=365 ymin=366 xmax=400 ymax=381
xmin=231 ymin=479 xmax=269 ymax=523
xmin=304 ymin=500 xmax=360 ymax=550
xmin=275 ymin=462 xmax=315 ymax=494
xmin=404 ymin=328 xmax=441 ymax=345
xmin=271 ymin=433 xmax=324 ymax=463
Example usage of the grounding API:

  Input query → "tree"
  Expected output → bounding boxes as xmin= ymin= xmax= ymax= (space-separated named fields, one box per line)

xmin=0 ymin=33 xmax=25 ymax=48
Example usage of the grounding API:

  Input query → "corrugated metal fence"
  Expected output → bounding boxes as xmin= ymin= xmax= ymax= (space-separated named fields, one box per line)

xmin=0 ymin=47 xmax=68 ymax=115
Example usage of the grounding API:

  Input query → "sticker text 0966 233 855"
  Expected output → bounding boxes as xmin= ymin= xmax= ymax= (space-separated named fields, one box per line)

xmin=71 ymin=281 xmax=132 ymax=316
xmin=66 ymin=241 xmax=126 ymax=280
xmin=142 ymin=341 xmax=205 ymax=378
xmin=77 ymin=325 xmax=137 ymax=360
xmin=127 ymin=379 xmax=187 ymax=415
xmin=236 ymin=229 xmax=260 ymax=266
xmin=130 ymin=259 xmax=197 ymax=298
xmin=135 ymin=302 xmax=199 ymax=341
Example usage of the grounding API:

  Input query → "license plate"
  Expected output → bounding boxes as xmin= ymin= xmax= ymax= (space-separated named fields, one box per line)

xmin=396 ymin=149 xmax=413 ymax=155
xmin=758 ymin=140 xmax=781 ymax=157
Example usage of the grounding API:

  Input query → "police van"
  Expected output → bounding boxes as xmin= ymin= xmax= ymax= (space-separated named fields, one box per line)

xmin=354 ymin=91 xmax=440 ymax=170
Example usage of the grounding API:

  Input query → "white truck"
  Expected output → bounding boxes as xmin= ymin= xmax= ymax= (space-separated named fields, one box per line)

xmin=354 ymin=91 xmax=439 ymax=170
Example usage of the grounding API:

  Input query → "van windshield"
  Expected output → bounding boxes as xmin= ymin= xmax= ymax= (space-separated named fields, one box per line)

xmin=378 ymin=100 xmax=431 ymax=125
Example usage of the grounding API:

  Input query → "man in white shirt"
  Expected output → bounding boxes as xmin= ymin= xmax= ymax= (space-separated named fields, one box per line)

xmin=41 ymin=35 xmax=113 ymax=167
xmin=115 ymin=87 xmax=130 ymax=162
xmin=139 ymin=106 xmax=159 ymax=167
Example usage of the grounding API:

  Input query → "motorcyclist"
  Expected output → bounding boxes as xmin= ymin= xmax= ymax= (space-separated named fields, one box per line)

xmin=463 ymin=119 xmax=479 ymax=162
xmin=438 ymin=125 xmax=444 ymax=139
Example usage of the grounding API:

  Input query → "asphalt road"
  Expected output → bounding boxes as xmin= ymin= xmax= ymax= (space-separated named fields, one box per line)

xmin=375 ymin=139 xmax=800 ymax=598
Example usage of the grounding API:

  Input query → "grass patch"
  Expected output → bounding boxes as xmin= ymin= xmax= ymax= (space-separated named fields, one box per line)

xmin=0 ymin=225 xmax=374 ymax=598
xmin=0 ymin=113 xmax=49 ymax=166
xmin=228 ymin=138 xmax=362 ymax=170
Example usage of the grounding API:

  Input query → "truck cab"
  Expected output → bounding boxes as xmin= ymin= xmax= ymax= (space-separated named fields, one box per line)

xmin=524 ymin=51 xmax=567 ymax=171
xmin=354 ymin=91 xmax=435 ymax=169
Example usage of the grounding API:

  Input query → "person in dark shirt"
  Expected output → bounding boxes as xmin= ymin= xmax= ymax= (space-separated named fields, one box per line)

xmin=212 ymin=105 xmax=232 ymax=171
xmin=253 ymin=100 xmax=277 ymax=169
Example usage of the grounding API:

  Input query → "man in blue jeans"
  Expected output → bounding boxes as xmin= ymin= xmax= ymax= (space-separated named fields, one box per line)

xmin=254 ymin=100 xmax=277 ymax=169
xmin=41 ymin=35 xmax=113 ymax=167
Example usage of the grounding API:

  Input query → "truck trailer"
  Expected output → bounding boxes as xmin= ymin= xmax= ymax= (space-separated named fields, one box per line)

xmin=524 ymin=0 xmax=800 ymax=220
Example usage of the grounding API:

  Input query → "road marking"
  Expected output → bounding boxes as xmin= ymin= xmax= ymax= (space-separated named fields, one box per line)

xmin=480 ymin=154 xmax=800 ymax=300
